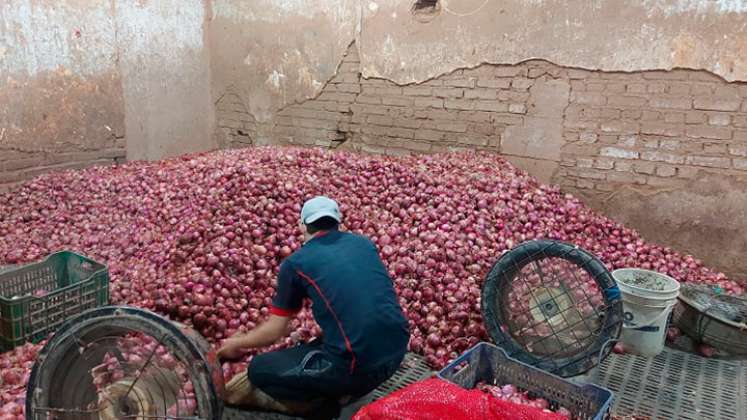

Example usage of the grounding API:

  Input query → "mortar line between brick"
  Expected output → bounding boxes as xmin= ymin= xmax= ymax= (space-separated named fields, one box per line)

xmin=552 ymin=83 xmax=577 ymax=184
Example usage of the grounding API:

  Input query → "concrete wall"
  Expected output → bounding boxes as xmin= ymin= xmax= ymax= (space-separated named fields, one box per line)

xmin=0 ymin=1 xmax=125 ymax=190
xmin=0 ymin=0 xmax=215 ymax=190
xmin=117 ymin=0 xmax=215 ymax=160
xmin=209 ymin=0 xmax=359 ymax=146
xmin=209 ymin=1 xmax=747 ymax=281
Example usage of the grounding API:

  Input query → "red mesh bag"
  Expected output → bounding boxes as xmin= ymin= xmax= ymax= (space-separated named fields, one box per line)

xmin=353 ymin=378 xmax=566 ymax=420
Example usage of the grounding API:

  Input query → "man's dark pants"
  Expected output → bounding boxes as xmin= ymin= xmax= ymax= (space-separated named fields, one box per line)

xmin=249 ymin=339 xmax=403 ymax=404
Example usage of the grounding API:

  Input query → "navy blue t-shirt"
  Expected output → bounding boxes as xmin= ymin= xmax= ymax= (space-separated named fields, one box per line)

xmin=271 ymin=229 xmax=409 ymax=373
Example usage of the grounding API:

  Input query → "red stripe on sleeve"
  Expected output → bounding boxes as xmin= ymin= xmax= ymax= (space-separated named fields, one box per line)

xmin=269 ymin=305 xmax=300 ymax=317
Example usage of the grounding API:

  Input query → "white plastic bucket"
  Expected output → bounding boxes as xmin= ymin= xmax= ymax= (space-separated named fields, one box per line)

xmin=612 ymin=268 xmax=680 ymax=357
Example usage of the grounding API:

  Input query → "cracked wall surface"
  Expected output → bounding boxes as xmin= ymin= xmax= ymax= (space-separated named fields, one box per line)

xmin=211 ymin=0 xmax=747 ymax=124
xmin=209 ymin=0 xmax=359 ymax=129
xmin=0 ymin=1 xmax=125 ymax=190
xmin=360 ymin=0 xmax=747 ymax=84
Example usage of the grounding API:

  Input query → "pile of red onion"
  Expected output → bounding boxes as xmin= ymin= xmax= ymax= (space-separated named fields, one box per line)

xmin=477 ymin=382 xmax=571 ymax=418
xmin=0 ymin=342 xmax=40 ymax=418
xmin=1 ymin=147 xmax=744 ymax=417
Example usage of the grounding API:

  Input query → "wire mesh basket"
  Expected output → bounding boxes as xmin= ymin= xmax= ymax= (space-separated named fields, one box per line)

xmin=26 ymin=306 xmax=223 ymax=420
xmin=673 ymin=283 xmax=747 ymax=356
xmin=481 ymin=240 xmax=623 ymax=378
xmin=0 ymin=251 xmax=109 ymax=351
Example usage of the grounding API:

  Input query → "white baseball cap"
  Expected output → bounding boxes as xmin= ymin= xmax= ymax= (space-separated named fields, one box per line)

xmin=300 ymin=196 xmax=342 ymax=225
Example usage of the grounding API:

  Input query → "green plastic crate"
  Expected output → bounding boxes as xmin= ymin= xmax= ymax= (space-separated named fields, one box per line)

xmin=0 ymin=251 xmax=109 ymax=351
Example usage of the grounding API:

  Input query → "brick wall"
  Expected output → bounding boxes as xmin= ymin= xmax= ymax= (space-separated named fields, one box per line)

xmin=215 ymin=88 xmax=258 ymax=149
xmin=263 ymin=43 xmax=747 ymax=190
xmin=0 ymin=140 xmax=125 ymax=193
xmin=560 ymin=69 xmax=747 ymax=191
xmin=270 ymin=46 xmax=533 ymax=156
xmin=271 ymin=49 xmax=361 ymax=150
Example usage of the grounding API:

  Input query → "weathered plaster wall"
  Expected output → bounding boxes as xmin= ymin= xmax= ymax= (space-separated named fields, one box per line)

xmin=117 ymin=0 xmax=215 ymax=160
xmin=1 ymin=0 xmax=216 ymax=190
xmin=360 ymin=0 xmax=747 ymax=84
xmin=0 ymin=1 xmax=126 ymax=190
xmin=209 ymin=0 xmax=358 ymax=133
xmin=211 ymin=0 xmax=747 ymax=123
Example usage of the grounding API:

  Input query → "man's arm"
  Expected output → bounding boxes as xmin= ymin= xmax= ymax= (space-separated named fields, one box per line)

xmin=218 ymin=260 xmax=303 ymax=360
xmin=217 ymin=315 xmax=291 ymax=359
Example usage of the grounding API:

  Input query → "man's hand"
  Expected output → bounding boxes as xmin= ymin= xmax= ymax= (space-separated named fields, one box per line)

xmin=217 ymin=336 xmax=246 ymax=360
xmin=215 ymin=315 xmax=292 ymax=360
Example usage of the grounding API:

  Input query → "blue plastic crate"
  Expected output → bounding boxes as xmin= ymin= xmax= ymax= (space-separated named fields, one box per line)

xmin=438 ymin=342 xmax=613 ymax=420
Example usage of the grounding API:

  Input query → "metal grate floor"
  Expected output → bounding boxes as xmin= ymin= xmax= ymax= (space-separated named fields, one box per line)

xmin=223 ymin=408 xmax=301 ymax=420
xmin=597 ymin=347 xmax=746 ymax=420
xmin=222 ymin=348 xmax=747 ymax=419
xmin=371 ymin=353 xmax=432 ymax=400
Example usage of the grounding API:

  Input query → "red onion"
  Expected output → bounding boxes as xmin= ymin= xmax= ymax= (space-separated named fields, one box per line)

xmin=1 ymin=369 xmax=22 ymax=386
xmin=666 ymin=326 xmax=681 ymax=342
xmin=478 ymin=382 xmax=567 ymax=417
xmin=697 ymin=343 xmax=716 ymax=358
